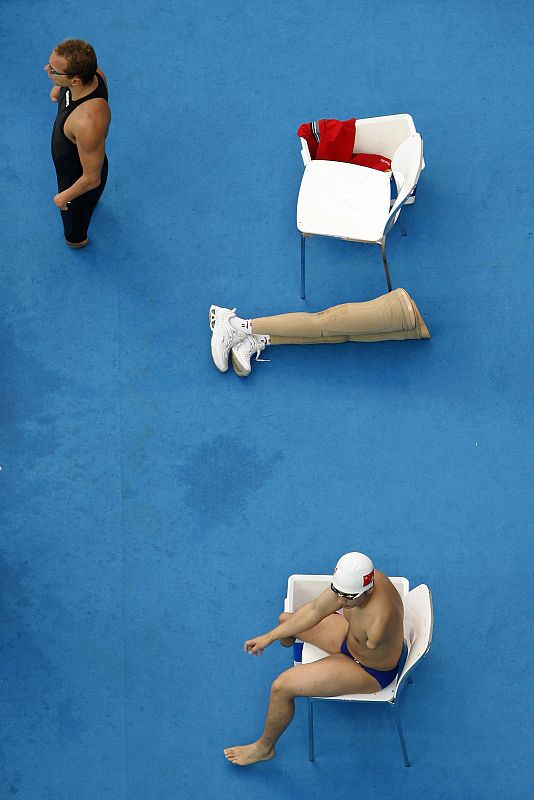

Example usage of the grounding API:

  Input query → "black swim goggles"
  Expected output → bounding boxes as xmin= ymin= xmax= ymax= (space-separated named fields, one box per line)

xmin=47 ymin=63 xmax=96 ymax=77
xmin=330 ymin=582 xmax=362 ymax=600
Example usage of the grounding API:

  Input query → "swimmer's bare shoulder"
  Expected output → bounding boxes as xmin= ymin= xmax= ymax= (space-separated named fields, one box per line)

xmin=368 ymin=571 xmax=403 ymax=622
xmin=66 ymin=75 xmax=111 ymax=146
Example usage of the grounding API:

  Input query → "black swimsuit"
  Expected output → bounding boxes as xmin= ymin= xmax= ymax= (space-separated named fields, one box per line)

xmin=51 ymin=73 xmax=109 ymax=243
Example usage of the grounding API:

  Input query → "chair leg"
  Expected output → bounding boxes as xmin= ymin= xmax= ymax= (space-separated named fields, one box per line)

xmin=392 ymin=703 xmax=410 ymax=767
xmin=308 ymin=698 xmax=315 ymax=762
xmin=381 ymin=239 xmax=393 ymax=292
xmin=300 ymin=235 xmax=306 ymax=299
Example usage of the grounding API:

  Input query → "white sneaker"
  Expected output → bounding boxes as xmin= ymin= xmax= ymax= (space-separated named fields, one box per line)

xmin=231 ymin=334 xmax=269 ymax=377
xmin=209 ymin=305 xmax=245 ymax=372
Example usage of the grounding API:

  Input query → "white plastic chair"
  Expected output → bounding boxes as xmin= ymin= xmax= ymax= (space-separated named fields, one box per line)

xmin=284 ymin=575 xmax=433 ymax=765
xmin=296 ymin=113 xmax=424 ymax=297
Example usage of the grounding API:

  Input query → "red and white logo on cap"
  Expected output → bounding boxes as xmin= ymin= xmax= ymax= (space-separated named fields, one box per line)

xmin=363 ymin=570 xmax=374 ymax=587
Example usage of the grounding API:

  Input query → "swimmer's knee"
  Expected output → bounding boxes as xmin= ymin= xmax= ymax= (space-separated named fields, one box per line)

xmin=271 ymin=675 xmax=289 ymax=695
xmin=271 ymin=668 xmax=297 ymax=696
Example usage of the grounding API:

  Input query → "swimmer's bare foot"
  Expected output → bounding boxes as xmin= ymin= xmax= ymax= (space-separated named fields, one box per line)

xmin=224 ymin=741 xmax=275 ymax=766
xmin=279 ymin=636 xmax=296 ymax=648
xmin=66 ymin=238 xmax=89 ymax=249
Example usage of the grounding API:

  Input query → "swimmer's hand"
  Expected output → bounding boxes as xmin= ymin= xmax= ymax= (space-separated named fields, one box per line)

xmin=244 ymin=634 xmax=273 ymax=656
xmin=53 ymin=193 xmax=69 ymax=210
xmin=50 ymin=86 xmax=61 ymax=102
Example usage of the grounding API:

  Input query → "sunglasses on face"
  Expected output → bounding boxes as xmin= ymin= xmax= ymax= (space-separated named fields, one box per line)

xmin=330 ymin=582 xmax=362 ymax=600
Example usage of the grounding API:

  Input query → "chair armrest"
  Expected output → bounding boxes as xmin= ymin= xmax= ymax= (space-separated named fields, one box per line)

xmin=300 ymin=137 xmax=311 ymax=166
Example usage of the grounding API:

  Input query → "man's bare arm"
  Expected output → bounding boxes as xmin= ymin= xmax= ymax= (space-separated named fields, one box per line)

xmin=272 ymin=588 xmax=341 ymax=641
xmin=53 ymin=104 xmax=109 ymax=206
xmin=244 ymin=588 xmax=341 ymax=655
xmin=361 ymin=615 xmax=389 ymax=651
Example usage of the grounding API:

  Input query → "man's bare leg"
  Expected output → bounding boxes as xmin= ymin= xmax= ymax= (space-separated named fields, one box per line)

xmin=279 ymin=635 xmax=295 ymax=647
xmin=277 ymin=610 xmax=349 ymax=653
xmin=224 ymin=679 xmax=294 ymax=765
xmin=224 ymin=654 xmax=380 ymax=766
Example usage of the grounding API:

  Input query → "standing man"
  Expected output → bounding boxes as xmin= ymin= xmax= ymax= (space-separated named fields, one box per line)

xmin=224 ymin=552 xmax=406 ymax=766
xmin=46 ymin=39 xmax=111 ymax=248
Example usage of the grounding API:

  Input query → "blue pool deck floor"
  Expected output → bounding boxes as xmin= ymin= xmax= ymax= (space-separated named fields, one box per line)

xmin=1 ymin=2 xmax=533 ymax=798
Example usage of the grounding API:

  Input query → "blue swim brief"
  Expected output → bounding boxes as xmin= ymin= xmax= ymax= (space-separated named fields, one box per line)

xmin=340 ymin=640 xmax=408 ymax=689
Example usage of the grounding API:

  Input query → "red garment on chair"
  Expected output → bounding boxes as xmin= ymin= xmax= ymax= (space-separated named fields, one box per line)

xmin=297 ymin=118 xmax=391 ymax=172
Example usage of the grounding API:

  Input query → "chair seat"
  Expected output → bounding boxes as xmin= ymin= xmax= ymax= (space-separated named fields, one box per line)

xmin=302 ymin=642 xmax=397 ymax=701
xmin=297 ymin=160 xmax=391 ymax=243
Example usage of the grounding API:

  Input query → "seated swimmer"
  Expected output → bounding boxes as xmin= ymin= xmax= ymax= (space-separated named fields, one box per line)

xmin=224 ymin=552 xmax=407 ymax=767
xmin=209 ymin=288 xmax=430 ymax=376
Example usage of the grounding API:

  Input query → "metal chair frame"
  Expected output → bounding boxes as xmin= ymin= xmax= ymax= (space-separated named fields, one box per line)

xmin=307 ymin=670 xmax=415 ymax=766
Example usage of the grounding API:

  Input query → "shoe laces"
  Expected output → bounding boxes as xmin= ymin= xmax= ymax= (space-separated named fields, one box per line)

xmin=251 ymin=336 xmax=269 ymax=363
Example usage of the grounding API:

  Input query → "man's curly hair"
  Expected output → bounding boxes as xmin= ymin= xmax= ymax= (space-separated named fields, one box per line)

xmin=55 ymin=39 xmax=97 ymax=85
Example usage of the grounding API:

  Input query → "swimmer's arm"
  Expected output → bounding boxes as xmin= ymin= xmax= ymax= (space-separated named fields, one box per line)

xmin=360 ymin=617 xmax=387 ymax=651
xmin=244 ymin=589 xmax=341 ymax=656
xmin=74 ymin=117 xmax=107 ymax=192
xmin=50 ymin=86 xmax=61 ymax=102
xmin=53 ymin=111 xmax=108 ymax=205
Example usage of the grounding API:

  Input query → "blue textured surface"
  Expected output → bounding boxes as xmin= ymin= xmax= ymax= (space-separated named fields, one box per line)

xmin=1 ymin=2 xmax=533 ymax=798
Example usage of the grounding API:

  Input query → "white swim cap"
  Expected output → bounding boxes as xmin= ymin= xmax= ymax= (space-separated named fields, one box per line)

xmin=332 ymin=552 xmax=374 ymax=596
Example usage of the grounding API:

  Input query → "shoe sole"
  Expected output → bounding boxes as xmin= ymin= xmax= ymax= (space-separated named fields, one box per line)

xmin=208 ymin=305 xmax=229 ymax=372
xmin=209 ymin=305 xmax=217 ymax=332
xmin=231 ymin=349 xmax=250 ymax=377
